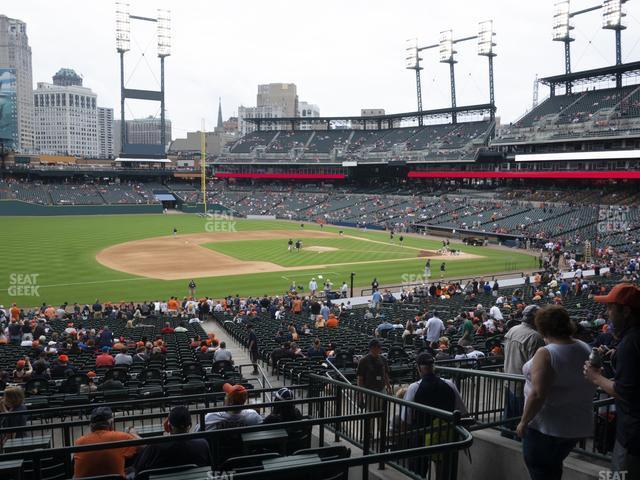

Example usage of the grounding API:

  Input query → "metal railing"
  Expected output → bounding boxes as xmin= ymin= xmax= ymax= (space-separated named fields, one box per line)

xmin=436 ymin=366 xmax=616 ymax=461
xmin=309 ymin=374 xmax=473 ymax=480
xmin=0 ymin=375 xmax=474 ymax=480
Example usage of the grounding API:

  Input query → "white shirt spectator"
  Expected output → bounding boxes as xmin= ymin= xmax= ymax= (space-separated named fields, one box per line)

xmin=425 ymin=316 xmax=445 ymax=343
xmin=114 ymin=352 xmax=133 ymax=366
xmin=204 ymin=409 xmax=262 ymax=429
xmin=489 ymin=305 xmax=503 ymax=321
xmin=214 ymin=348 xmax=233 ymax=363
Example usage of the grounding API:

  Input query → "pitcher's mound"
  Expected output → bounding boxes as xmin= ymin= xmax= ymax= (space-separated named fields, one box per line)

xmin=305 ymin=246 xmax=338 ymax=253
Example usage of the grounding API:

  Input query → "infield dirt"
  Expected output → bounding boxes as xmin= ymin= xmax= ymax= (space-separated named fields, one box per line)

xmin=95 ymin=230 xmax=478 ymax=280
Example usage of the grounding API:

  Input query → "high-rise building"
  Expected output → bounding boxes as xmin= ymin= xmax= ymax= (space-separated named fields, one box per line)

xmin=257 ymin=83 xmax=298 ymax=117
xmin=0 ymin=15 xmax=34 ymax=152
xmin=238 ymin=104 xmax=286 ymax=136
xmin=113 ymin=117 xmax=172 ymax=156
xmin=238 ymin=83 xmax=299 ymax=135
xmin=298 ymin=101 xmax=320 ymax=130
xmin=52 ymin=68 xmax=83 ymax=87
xmin=33 ymin=75 xmax=99 ymax=157
xmin=97 ymin=107 xmax=114 ymax=159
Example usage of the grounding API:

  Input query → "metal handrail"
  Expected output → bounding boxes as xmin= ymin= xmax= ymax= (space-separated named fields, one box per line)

xmin=310 ymin=373 xmax=463 ymax=422
xmin=323 ymin=359 xmax=352 ymax=385
xmin=0 ymin=395 xmax=335 ymax=438
xmin=359 ymin=271 xmax=525 ymax=296
xmin=0 ymin=382 xmax=307 ymax=420
xmin=0 ymin=412 xmax=473 ymax=480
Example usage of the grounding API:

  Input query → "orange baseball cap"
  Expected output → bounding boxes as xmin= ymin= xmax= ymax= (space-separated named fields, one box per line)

xmin=594 ymin=284 xmax=640 ymax=308
xmin=87 ymin=371 xmax=97 ymax=378
xmin=223 ymin=383 xmax=248 ymax=404
xmin=58 ymin=354 xmax=69 ymax=362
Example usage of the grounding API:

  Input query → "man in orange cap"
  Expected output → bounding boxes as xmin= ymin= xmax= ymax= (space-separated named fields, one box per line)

xmin=203 ymin=383 xmax=262 ymax=430
xmin=584 ymin=283 xmax=640 ymax=477
xmin=51 ymin=354 xmax=75 ymax=378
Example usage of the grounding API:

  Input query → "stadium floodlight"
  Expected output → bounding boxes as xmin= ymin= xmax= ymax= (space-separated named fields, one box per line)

xmin=439 ymin=30 xmax=454 ymax=63
xmin=478 ymin=20 xmax=495 ymax=56
xmin=603 ymin=0 xmax=625 ymax=29
xmin=157 ymin=9 xmax=172 ymax=57
xmin=552 ymin=0 xmax=572 ymax=41
xmin=405 ymin=38 xmax=420 ymax=69
xmin=115 ymin=2 xmax=130 ymax=52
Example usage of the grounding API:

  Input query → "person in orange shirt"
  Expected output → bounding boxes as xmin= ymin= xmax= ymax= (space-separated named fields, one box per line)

xmin=10 ymin=303 xmax=20 ymax=322
xmin=326 ymin=313 xmax=339 ymax=328
xmin=292 ymin=297 xmax=302 ymax=314
xmin=74 ymin=407 xmax=140 ymax=479
xmin=167 ymin=297 xmax=179 ymax=313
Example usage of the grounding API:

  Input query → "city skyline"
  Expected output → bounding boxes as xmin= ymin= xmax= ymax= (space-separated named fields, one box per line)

xmin=5 ymin=0 xmax=640 ymax=136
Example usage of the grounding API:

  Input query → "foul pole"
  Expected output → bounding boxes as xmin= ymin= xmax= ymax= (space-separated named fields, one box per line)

xmin=201 ymin=119 xmax=207 ymax=215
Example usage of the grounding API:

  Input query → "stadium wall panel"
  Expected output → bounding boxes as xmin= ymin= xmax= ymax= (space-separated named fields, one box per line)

xmin=0 ymin=201 xmax=164 ymax=216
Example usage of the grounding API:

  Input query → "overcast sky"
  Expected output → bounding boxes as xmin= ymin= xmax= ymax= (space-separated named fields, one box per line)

xmin=7 ymin=0 xmax=640 ymax=136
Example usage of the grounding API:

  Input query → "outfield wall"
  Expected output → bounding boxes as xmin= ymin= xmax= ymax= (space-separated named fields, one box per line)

xmin=0 ymin=200 xmax=164 ymax=216
xmin=180 ymin=203 xmax=236 ymax=214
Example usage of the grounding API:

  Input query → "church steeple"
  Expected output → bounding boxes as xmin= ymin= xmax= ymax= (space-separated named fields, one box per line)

xmin=217 ymin=97 xmax=223 ymax=130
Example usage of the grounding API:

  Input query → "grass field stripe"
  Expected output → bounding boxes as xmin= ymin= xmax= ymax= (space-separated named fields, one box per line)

xmin=0 ymin=217 xmax=536 ymax=305
xmin=1 ymin=277 xmax=149 ymax=292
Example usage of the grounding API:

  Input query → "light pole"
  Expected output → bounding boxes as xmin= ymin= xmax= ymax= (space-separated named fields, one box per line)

xmin=478 ymin=21 xmax=497 ymax=121
xmin=157 ymin=9 xmax=171 ymax=151
xmin=602 ymin=0 xmax=626 ymax=87
xmin=115 ymin=2 xmax=130 ymax=154
xmin=552 ymin=0 xmax=574 ymax=93
xmin=406 ymin=38 xmax=424 ymax=126
xmin=439 ymin=30 xmax=458 ymax=123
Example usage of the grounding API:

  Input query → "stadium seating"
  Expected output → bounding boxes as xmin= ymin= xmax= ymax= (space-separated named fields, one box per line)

xmin=230 ymin=131 xmax=278 ymax=153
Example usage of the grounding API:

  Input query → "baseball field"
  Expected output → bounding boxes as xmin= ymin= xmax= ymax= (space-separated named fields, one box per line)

xmin=0 ymin=214 xmax=537 ymax=306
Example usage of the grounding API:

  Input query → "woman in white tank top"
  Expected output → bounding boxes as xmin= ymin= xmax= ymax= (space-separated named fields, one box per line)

xmin=516 ymin=305 xmax=596 ymax=480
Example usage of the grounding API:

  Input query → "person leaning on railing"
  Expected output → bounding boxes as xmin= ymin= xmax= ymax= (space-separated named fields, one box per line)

xmin=516 ymin=305 xmax=596 ymax=480
xmin=584 ymin=283 xmax=640 ymax=478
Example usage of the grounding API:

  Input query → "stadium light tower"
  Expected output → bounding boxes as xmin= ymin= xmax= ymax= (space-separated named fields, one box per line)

xmin=439 ymin=30 xmax=458 ymax=123
xmin=406 ymin=38 xmax=424 ymax=126
xmin=478 ymin=20 xmax=497 ymax=121
xmin=603 ymin=0 xmax=626 ymax=87
xmin=553 ymin=0 xmax=574 ymax=93
xmin=157 ymin=9 xmax=172 ymax=151
xmin=116 ymin=2 xmax=131 ymax=150
xmin=115 ymin=3 xmax=171 ymax=158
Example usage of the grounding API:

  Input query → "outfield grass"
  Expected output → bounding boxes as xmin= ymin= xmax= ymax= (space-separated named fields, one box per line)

xmin=204 ymin=237 xmax=417 ymax=267
xmin=0 ymin=215 xmax=537 ymax=306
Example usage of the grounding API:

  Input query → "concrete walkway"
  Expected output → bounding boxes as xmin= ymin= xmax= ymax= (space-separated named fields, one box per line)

xmin=201 ymin=319 xmax=282 ymax=389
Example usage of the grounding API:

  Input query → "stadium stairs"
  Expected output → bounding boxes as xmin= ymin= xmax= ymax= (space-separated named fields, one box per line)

xmin=201 ymin=319 xmax=414 ymax=480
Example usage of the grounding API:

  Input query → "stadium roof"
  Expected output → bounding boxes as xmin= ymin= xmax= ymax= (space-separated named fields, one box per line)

xmin=539 ymin=61 xmax=640 ymax=88
xmin=244 ymin=104 xmax=495 ymax=128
